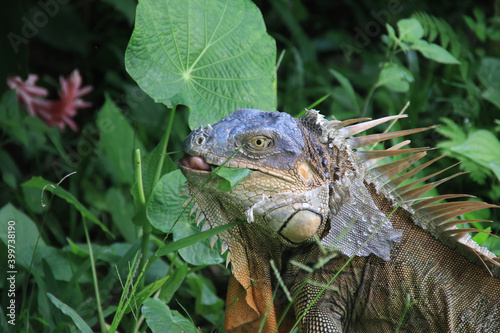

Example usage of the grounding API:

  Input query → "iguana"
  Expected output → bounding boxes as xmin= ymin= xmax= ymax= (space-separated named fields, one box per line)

xmin=179 ymin=108 xmax=500 ymax=332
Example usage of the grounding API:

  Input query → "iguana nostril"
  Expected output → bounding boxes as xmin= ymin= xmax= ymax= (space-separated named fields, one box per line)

xmin=196 ymin=136 xmax=205 ymax=145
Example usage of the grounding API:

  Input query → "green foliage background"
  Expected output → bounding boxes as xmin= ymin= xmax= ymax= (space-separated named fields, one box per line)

xmin=1 ymin=0 xmax=500 ymax=332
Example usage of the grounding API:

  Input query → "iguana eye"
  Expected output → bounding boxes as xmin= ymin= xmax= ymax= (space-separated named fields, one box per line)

xmin=248 ymin=136 xmax=271 ymax=149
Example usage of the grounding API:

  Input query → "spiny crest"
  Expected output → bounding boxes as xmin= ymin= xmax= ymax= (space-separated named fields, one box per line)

xmin=306 ymin=109 xmax=500 ymax=275
xmin=181 ymin=191 xmax=232 ymax=267
xmin=300 ymin=109 xmax=329 ymax=142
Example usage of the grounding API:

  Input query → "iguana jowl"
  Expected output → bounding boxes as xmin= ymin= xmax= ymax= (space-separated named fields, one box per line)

xmin=179 ymin=108 xmax=500 ymax=332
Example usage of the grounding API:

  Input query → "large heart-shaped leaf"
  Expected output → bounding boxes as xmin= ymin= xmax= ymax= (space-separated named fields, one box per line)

xmin=146 ymin=170 xmax=224 ymax=265
xmin=125 ymin=0 xmax=277 ymax=129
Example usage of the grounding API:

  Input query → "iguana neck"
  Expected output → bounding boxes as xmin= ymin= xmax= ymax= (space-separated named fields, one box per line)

xmin=224 ymin=223 xmax=296 ymax=333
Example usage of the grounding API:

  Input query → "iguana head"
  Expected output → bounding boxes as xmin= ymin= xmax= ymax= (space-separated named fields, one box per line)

xmin=180 ymin=108 xmax=332 ymax=245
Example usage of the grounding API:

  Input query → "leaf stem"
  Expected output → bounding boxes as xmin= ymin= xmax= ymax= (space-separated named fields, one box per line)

xmin=135 ymin=149 xmax=147 ymax=205
xmin=153 ymin=105 xmax=176 ymax=187
xmin=136 ymin=149 xmax=150 ymax=288
xmin=138 ymin=105 xmax=176 ymax=288
xmin=360 ymin=83 xmax=378 ymax=118
xmin=83 ymin=218 xmax=106 ymax=333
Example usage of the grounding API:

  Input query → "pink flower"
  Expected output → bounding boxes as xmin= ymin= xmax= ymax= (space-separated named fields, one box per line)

xmin=7 ymin=69 xmax=92 ymax=131
xmin=7 ymin=74 xmax=50 ymax=117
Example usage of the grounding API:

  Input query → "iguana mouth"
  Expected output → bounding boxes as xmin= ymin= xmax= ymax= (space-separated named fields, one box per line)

xmin=180 ymin=153 xmax=296 ymax=183
xmin=179 ymin=155 xmax=212 ymax=173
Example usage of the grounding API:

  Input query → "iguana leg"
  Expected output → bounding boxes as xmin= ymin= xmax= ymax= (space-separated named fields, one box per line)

xmin=293 ymin=283 xmax=344 ymax=333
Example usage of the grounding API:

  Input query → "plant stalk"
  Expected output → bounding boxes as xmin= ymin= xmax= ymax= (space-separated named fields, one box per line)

xmin=138 ymin=105 xmax=176 ymax=287
xmin=152 ymin=105 xmax=176 ymax=187
xmin=136 ymin=149 xmax=150 ymax=289
xmin=83 ymin=218 xmax=107 ymax=333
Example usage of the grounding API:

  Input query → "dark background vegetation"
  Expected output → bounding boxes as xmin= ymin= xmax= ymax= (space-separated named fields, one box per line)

xmin=1 ymin=0 xmax=499 ymax=332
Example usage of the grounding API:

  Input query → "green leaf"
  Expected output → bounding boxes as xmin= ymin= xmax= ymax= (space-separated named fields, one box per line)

xmin=142 ymin=298 xmax=198 ymax=333
xmin=472 ymin=8 xmax=487 ymax=42
xmin=125 ymin=0 xmax=277 ymax=129
xmin=477 ymin=57 xmax=500 ymax=109
xmin=386 ymin=23 xmax=397 ymax=42
xmin=481 ymin=88 xmax=500 ymax=110
xmin=410 ymin=40 xmax=460 ymax=64
xmin=477 ymin=57 xmax=500 ymax=86
xmin=146 ymin=170 xmax=190 ymax=234
xmin=97 ymin=95 xmax=145 ymax=184
xmin=215 ymin=167 xmax=253 ymax=191
xmin=0 ymin=205 xmax=76 ymax=283
xmin=124 ymin=275 xmax=170 ymax=314
xmin=0 ymin=203 xmax=45 ymax=268
xmin=464 ymin=200 xmax=491 ymax=222
xmin=472 ymin=227 xmax=491 ymax=246
xmin=380 ymin=34 xmax=394 ymax=48
xmin=0 ymin=90 xmax=31 ymax=146
xmin=481 ymin=234 xmax=500 ymax=256
xmin=435 ymin=118 xmax=467 ymax=146
xmin=67 ymin=238 xmax=89 ymax=257
xmin=156 ymin=221 xmax=240 ymax=257
xmin=451 ymin=130 xmax=500 ymax=182
xmin=46 ymin=293 xmax=93 ymax=333
xmin=436 ymin=121 xmax=496 ymax=184
xmin=412 ymin=12 xmax=461 ymax=54
xmin=147 ymin=170 xmax=224 ymax=265
xmin=22 ymin=177 xmax=111 ymax=235
xmin=105 ymin=188 xmax=137 ymax=243
xmin=376 ymin=63 xmax=414 ymax=93
xmin=159 ymin=263 xmax=188 ymax=304
xmin=38 ymin=246 xmax=76 ymax=282
xmin=186 ymin=273 xmax=224 ymax=324
xmin=397 ymin=18 xmax=424 ymax=42
xmin=0 ymin=149 xmax=21 ymax=189
xmin=463 ymin=15 xmax=476 ymax=32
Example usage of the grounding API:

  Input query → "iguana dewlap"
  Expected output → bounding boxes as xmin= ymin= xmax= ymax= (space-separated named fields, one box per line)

xmin=179 ymin=108 xmax=500 ymax=332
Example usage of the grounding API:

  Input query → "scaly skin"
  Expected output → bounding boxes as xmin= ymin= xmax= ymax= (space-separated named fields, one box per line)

xmin=179 ymin=109 xmax=500 ymax=332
